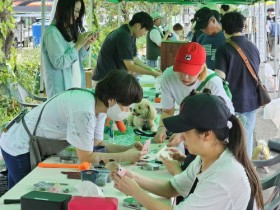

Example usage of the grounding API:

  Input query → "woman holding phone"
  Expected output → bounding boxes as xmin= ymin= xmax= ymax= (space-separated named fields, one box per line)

xmin=42 ymin=0 xmax=96 ymax=98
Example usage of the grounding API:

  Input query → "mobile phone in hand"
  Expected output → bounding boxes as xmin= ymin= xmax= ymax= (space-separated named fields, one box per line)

xmin=142 ymin=139 xmax=151 ymax=152
xmin=117 ymin=166 xmax=127 ymax=177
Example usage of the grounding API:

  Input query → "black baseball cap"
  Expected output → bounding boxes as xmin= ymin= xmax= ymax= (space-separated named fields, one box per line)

xmin=194 ymin=7 xmax=218 ymax=30
xmin=163 ymin=94 xmax=231 ymax=133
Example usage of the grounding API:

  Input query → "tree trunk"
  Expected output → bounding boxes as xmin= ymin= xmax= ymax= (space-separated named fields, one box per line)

xmin=0 ymin=0 xmax=14 ymax=61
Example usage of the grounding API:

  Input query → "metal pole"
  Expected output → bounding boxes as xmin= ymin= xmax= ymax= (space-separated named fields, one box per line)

xmin=276 ymin=0 xmax=280 ymax=98
xmin=264 ymin=3 xmax=267 ymax=60
xmin=40 ymin=0 xmax=46 ymax=93
xmin=118 ymin=2 xmax=121 ymax=27
xmin=150 ymin=3 xmax=153 ymax=14
xmin=258 ymin=2 xmax=261 ymax=52
xmin=88 ymin=0 xmax=93 ymax=67
xmin=274 ymin=0 xmax=279 ymax=76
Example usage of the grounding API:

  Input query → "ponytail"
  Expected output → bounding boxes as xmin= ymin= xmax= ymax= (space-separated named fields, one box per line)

xmin=228 ymin=115 xmax=264 ymax=209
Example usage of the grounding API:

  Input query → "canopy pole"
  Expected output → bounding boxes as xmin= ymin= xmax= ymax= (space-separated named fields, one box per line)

xmin=88 ymin=0 xmax=93 ymax=67
xmin=264 ymin=3 xmax=267 ymax=60
xmin=118 ymin=2 xmax=121 ymax=27
xmin=273 ymin=0 xmax=278 ymax=77
xmin=258 ymin=1 xmax=261 ymax=52
xmin=40 ymin=0 xmax=46 ymax=93
xmin=276 ymin=0 xmax=280 ymax=98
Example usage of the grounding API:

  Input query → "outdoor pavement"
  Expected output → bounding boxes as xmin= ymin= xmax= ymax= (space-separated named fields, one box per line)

xmin=254 ymin=59 xmax=280 ymax=202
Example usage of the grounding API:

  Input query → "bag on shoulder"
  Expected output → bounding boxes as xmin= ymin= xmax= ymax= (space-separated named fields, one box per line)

xmin=22 ymin=117 xmax=70 ymax=170
xmin=196 ymin=72 xmax=232 ymax=100
xmin=29 ymin=136 xmax=70 ymax=169
xmin=226 ymin=39 xmax=271 ymax=107
xmin=257 ymin=84 xmax=271 ymax=106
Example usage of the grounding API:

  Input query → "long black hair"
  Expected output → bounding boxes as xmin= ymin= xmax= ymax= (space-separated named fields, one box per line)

xmin=53 ymin=0 xmax=85 ymax=42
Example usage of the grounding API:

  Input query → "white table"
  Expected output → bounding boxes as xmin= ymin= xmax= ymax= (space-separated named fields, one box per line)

xmin=0 ymin=144 xmax=173 ymax=210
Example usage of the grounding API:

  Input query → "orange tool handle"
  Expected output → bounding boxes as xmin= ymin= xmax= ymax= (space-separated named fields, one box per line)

xmin=38 ymin=162 xmax=79 ymax=168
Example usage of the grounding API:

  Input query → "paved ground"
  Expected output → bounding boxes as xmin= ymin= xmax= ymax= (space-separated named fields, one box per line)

xmin=254 ymin=60 xmax=280 ymax=202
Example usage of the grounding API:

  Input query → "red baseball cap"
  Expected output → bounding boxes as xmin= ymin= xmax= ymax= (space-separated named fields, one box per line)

xmin=174 ymin=42 xmax=206 ymax=76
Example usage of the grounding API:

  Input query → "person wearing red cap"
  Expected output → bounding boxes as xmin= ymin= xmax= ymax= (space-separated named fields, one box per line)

xmin=111 ymin=93 xmax=263 ymax=210
xmin=154 ymin=42 xmax=234 ymax=144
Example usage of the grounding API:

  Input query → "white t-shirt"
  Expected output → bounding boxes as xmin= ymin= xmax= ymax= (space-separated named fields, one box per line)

xmin=0 ymin=90 xmax=106 ymax=156
xmin=171 ymin=149 xmax=256 ymax=210
xmin=160 ymin=67 xmax=234 ymax=113
xmin=150 ymin=26 xmax=163 ymax=46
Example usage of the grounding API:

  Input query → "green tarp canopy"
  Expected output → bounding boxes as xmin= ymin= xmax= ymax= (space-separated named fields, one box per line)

xmin=108 ymin=0 xmax=271 ymax=5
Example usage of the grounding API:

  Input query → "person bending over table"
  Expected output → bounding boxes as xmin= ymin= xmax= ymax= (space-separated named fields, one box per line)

xmin=92 ymin=11 xmax=161 ymax=82
xmin=0 ymin=71 xmax=145 ymax=189
xmin=154 ymin=42 xmax=234 ymax=145
xmin=112 ymin=93 xmax=263 ymax=210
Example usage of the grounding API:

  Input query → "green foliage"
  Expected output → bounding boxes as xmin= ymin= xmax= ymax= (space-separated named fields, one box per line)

xmin=15 ymin=48 xmax=41 ymax=94
xmin=0 ymin=0 xmax=17 ymax=126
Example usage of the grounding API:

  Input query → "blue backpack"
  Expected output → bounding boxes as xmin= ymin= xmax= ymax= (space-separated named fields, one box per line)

xmin=270 ymin=21 xmax=280 ymax=37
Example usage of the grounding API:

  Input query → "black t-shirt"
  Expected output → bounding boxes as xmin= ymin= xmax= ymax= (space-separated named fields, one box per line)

xmin=92 ymin=24 xmax=137 ymax=81
xmin=215 ymin=36 xmax=260 ymax=112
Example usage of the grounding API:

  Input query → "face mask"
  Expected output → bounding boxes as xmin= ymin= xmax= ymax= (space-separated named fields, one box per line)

xmin=107 ymin=103 xmax=130 ymax=121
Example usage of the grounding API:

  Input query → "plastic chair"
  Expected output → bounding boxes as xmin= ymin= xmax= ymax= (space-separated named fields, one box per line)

xmin=269 ymin=139 xmax=280 ymax=153
xmin=9 ymin=82 xmax=47 ymax=109
xmin=262 ymin=169 xmax=280 ymax=210
xmin=252 ymin=155 xmax=280 ymax=210
xmin=253 ymin=155 xmax=280 ymax=168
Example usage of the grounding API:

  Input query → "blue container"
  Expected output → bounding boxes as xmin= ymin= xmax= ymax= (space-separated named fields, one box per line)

xmin=32 ymin=22 xmax=50 ymax=47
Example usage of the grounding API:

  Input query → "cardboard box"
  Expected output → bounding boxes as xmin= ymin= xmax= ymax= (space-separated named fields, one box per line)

xmin=21 ymin=191 xmax=72 ymax=210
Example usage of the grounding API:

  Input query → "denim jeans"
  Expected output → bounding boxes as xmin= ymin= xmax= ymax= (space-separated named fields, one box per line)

xmin=1 ymin=148 xmax=31 ymax=189
xmin=235 ymin=109 xmax=258 ymax=159
xmin=146 ymin=60 xmax=157 ymax=68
